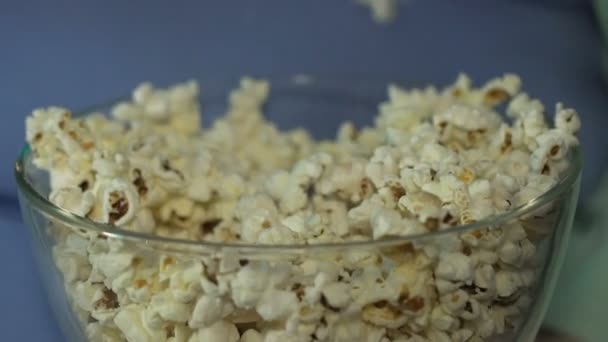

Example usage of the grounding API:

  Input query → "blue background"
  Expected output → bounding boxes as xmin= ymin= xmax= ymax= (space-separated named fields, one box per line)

xmin=1 ymin=1 xmax=605 ymax=340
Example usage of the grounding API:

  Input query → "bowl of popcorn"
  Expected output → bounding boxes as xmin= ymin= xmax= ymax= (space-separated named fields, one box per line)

xmin=15 ymin=74 xmax=581 ymax=342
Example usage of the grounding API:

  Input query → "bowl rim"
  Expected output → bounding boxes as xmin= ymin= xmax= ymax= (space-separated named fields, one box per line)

xmin=13 ymin=80 xmax=583 ymax=254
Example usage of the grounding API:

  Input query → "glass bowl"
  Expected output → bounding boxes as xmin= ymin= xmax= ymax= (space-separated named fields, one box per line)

xmin=15 ymin=76 xmax=582 ymax=342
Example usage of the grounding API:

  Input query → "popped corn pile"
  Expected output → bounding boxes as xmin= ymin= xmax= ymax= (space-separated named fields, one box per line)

xmin=26 ymin=74 xmax=580 ymax=342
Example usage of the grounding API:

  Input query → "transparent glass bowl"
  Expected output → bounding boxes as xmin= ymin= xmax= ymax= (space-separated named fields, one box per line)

xmin=15 ymin=77 xmax=581 ymax=342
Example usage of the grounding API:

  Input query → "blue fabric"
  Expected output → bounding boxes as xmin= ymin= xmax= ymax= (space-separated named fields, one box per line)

xmin=0 ymin=215 xmax=63 ymax=340
xmin=0 ymin=1 xmax=603 ymax=340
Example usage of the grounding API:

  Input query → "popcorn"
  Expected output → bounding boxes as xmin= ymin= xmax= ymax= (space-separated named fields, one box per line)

xmin=280 ymin=213 xmax=316 ymax=237
xmin=169 ymin=261 xmax=203 ymax=302
xmin=229 ymin=77 xmax=270 ymax=111
xmin=239 ymin=329 xmax=263 ymax=342
xmin=54 ymin=251 xmax=91 ymax=283
xmin=440 ymin=289 xmax=468 ymax=315
xmin=50 ymin=187 xmax=95 ymax=217
xmin=522 ymin=110 xmax=547 ymax=141
xmin=497 ymin=240 xmax=523 ymax=266
xmin=115 ymin=305 xmax=164 ymax=342
xmin=158 ymin=197 xmax=195 ymax=225
xmin=317 ymin=199 xmax=350 ymax=237
xmin=332 ymin=319 xmax=387 ymax=342
xmin=317 ymin=161 xmax=367 ymax=201
xmin=230 ymin=262 xmax=273 ymax=309
xmin=371 ymin=207 xmax=403 ymax=239
xmin=513 ymin=174 xmax=557 ymax=206
xmin=264 ymin=170 xmax=291 ymax=198
xmin=169 ymin=324 xmax=192 ymax=342
xmin=147 ymin=292 xmax=193 ymax=323
xmin=358 ymin=0 xmax=398 ymax=24
xmin=132 ymin=207 xmax=157 ymax=234
xmin=73 ymin=281 xmax=106 ymax=313
xmin=126 ymin=273 xmax=155 ymax=303
xmin=473 ymin=264 xmax=496 ymax=293
xmin=469 ymin=249 xmax=498 ymax=265
xmin=361 ymin=300 xmax=409 ymax=328
xmin=255 ymin=289 xmax=298 ymax=321
xmin=481 ymin=74 xmax=521 ymax=103
xmin=292 ymin=152 xmax=332 ymax=184
xmin=366 ymin=146 xmax=400 ymax=188
xmin=554 ymin=103 xmax=581 ymax=134
xmin=257 ymin=225 xmax=299 ymax=244
xmin=236 ymin=192 xmax=279 ymax=220
xmin=450 ymin=329 xmax=474 ymax=342
xmin=435 ymin=104 xmax=501 ymax=132
xmin=495 ymin=271 xmax=521 ymax=298
xmin=507 ymin=93 xmax=544 ymax=119
xmin=91 ymin=252 xmax=134 ymax=280
xmin=86 ymin=322 xmax=123 ymax=342
xmin=419 ymin=142 xmax=459 ymax=166
xmin=501 ymin=150 xmax=531 ymax=179
xmin=262 ymin=329 xmax=309 ymax=342
xmin=99 ymin=180 xmax=139 ymax=226
xmin=459 ymin=298 xmax=481 ymax=321
xmin=320 ymin=282 xmax=352 ymax=310
xmin=398 ymin=192 xmax=442 ymax=225
xmin=189 ymin=295 xmax=234 ymax=328
xmin=348 ymin=197 xmax=383 ymax=230
xmin=64 ymin=233 xmax=90 ymax=255
xmin=435 ymin=252 xmax=474 ymax=282
xmin=189 ymin=320 xmax=239 ymax=342
xmin=151 ymin=158 xmax=187 ymax=192
xmin=471 ymin=306 xmax=496 ymax=339
xmin=27 ymin=74 xmax=580 ymax=342
xmin=427 ymin=329 xmax=453 ymax=342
